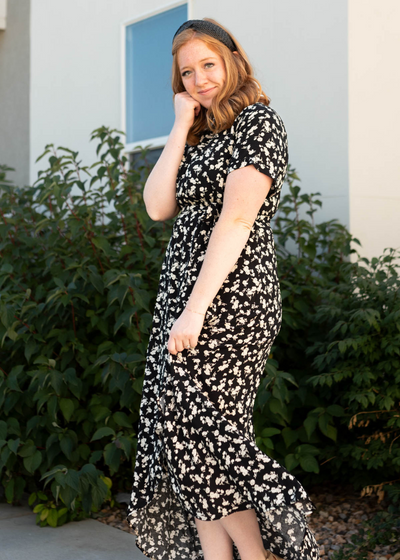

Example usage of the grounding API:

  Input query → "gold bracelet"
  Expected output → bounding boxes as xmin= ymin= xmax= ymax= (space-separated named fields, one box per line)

xmin=186 ymin=307 xmax=206 ymax=316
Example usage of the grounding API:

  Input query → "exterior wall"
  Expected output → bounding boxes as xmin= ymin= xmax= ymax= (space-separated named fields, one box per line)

xmin=195 ymin=0 xmax=349 ymax=227
xmin=29 ymin=0 xmax=186 ymax=189
xmin=349 ymin=0 xmax=400 ymax=260
xmin=10 ymin=0 xmax=400 ymax=260
xmin=29 ymin=0 xmax=349 ymax=227
xmin=0 ymin=0 xmax=30 ymax=189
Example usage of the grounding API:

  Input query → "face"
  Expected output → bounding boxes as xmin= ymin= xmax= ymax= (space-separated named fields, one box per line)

xmin=177 ymin=38 xmax=227 ymax=108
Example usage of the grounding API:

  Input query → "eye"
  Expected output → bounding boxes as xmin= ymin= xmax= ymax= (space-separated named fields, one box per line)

xmin=181 ymin=62 xmax=215 ymax=78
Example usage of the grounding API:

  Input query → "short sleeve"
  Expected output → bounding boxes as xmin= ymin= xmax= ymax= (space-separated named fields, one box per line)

xmin=227 ymin=103 xmax=288 ymax=197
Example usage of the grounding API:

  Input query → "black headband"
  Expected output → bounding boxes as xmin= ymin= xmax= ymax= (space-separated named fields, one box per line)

xmin=172 ymin=19 xmax=237 ymax=52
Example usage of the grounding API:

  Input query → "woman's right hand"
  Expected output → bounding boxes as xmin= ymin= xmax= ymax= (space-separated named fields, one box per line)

xmin=173 ymin=92 xmax=202 ymax=130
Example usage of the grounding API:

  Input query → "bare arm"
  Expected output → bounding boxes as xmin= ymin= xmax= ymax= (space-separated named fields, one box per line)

xmin=185 ymin=165 xmax=273 ymax=314
xmin=143 ymin=123 xmax=187 ymax=221
xmin=167 ymin=164 xmax=273 ymax=354
xmin=143 ymin=93 xmax=201 ymax=222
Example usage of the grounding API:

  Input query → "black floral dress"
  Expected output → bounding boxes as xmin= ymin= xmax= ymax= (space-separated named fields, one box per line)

xmin=126 ymin=102 xmax=320 ymax=560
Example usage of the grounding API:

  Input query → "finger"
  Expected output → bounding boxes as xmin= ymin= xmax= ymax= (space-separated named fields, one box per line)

xmin=175 ymin=338 xmax=186 ymax=353
xmin=167 ymin=336 xmax=177 ymax=355
xmin=189 ymin=337 xmax=198 ymax=349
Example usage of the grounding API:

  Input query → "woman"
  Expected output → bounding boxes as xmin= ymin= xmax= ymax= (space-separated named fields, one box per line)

xmin=127 ymin=17 xmax=320 ymax=560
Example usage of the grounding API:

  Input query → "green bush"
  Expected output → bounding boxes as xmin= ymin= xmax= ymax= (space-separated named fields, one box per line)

xmin=0 ymin=127 xmax=172 ymax=524
xmin=1 ymin=128 xmax=399 ymax=524
xmin=253 ymin=168 xmax=400 ymax=499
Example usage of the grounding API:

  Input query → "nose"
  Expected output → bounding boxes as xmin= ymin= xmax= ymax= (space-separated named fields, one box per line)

xmin=195 ymin=69 xmax=208 ymax=88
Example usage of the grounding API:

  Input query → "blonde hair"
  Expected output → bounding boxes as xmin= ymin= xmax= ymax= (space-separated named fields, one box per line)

xmin=171 ymin=17 xmax=270 ymax=146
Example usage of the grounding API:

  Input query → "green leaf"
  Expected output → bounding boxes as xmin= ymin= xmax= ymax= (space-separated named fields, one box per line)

xmin=91 ymin=427 xmax=115 ymax=442
xmin=1 ymin=263 xmax=13 ymax=274
xmin=103 ymin=442 xmax=121 ymax=472
xmin=325 ymin=404 xmax=344 ymax=417
xmin=7 ymin=438 xmax=20 ymax=455
xmin=64 ymin=469 xmax=80 ymax=492
xmin=299 ymin=454 xmax=319 ymax=473
xmin=78 ymin=444 xmax=91 ymax=461
xmin=46 ymin=508 xmax=58 ymax=527
xmin=57 ymin=507 xmax=68 ymax=518
xmin=60 ymin=436 xmax=74 ymax=460
xmin=59 ymin=485 xmax=78 ymax=509
xmin=112 ymin=411 xmax=132 ymax=428
xmin=126 ymin=353 xmax=145 ymax=363
xmin=114 ymin=306 xmax=137 ymax=335
xmin=91 ymin=477 xmax=109 ymax=509
xmin=383 ymin=395 xmax=395 ymax=410
xmin=89 ymin=450 xmax=103 ymax=464
xmin=92 ymin=237 xmax=116 ymax=257
xmin=88 ymin=270 xmax=104 ymax=294
xmin=50 ymin=371 xmax=63 ymax=395
xmin=5 ymin=478 xmax=14 ymax=502
xmin=285 ymin=454 xmax=299 ymax=471
xmin=297 ymin=444 xmax=320 ymax=456
xmin=326 ymin=424 xmax=337 ymax=442
xmin=59 ymin=398 xmax=74 ymax=422
xmin=28 ymin=492 xmax=37 ymax=506
xmin=318 ymin=413 xmax=330 ymax=436
xmin=269 ymin=398 xmax=289 ymax=422
xmin=117 ymin=436 xmax=132 ymax=458
xmin=72 ymin=293 xmax=90 ymax=304
xmin=131 ymin=287 xmax=150 ymax=312
xmin=24 ymin=339 xmax=37 ymax=362
xmin=18 ymin=441 xmax=36 ymax=458
xmin=133 ymin=376 xmax=144 ymax=395
xmin=23 ymin=450 xmax=42 ymax=473
xmin=304 ymin=415 xmax=318 ymax=440
xmin=1 ymin=306 xmax=14 ymax=328
xmin=53 ymin=277 xmax=65 ymax=289
xmin=7 ymin=365 xmax=24 ymax=392
xmin=0 ymin=420 xmax=7 ymax=440
xmin=281 ymin=428 xmax=298 ymax=448
xmin=262 ymin=437 xmax=274 ymax=450
xmin=79 ymin=463 xmax=98 ymax=486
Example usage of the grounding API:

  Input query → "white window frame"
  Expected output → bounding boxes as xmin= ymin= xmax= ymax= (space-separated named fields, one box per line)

xmin=0 ymin=0 xmax=7 ymax=30
xmin=120 ymin=0 xmax=193 ymax=158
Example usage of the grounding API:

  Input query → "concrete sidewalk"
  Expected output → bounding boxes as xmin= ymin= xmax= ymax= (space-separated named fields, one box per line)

xmin=0 ymin=501 xmax=147 ymax=560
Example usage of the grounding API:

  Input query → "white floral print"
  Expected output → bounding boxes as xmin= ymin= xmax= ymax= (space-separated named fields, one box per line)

xmin=126 ymin=103 xmax=320 ymax=560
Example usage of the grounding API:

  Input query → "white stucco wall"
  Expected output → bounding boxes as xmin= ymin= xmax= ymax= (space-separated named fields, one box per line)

xmin=30 ymin=0 xmax=349 ymax=228
xmin=30 ymin=0 xmax=174 ymax=185
xmin=349 ymin=0 xmax=400 ymax=260
xmin=0 ymin=0 xmax=30 ymax=189
xmin=195 ymin=0 xmax=349 ymax=227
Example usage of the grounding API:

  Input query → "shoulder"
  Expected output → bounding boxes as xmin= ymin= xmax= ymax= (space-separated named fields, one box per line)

xmin=233 ymin=102 xmax=286 ymax=136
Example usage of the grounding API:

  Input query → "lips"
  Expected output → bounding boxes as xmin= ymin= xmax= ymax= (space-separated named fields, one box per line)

xmin=198 ymin=87 xmax=215 ymax=94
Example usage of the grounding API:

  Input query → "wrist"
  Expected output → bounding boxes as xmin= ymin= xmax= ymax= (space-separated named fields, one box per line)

xmin=171 ymin=120 xmax=190 ymax=137
xmin=185 ymin=304 xmax=207 ymax=316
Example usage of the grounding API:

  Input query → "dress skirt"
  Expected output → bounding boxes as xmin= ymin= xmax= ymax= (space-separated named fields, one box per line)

xmin=126 ymin=204 xmax=320 ymax=560
xmin=127 ymin=102 xmax=319 ymax=559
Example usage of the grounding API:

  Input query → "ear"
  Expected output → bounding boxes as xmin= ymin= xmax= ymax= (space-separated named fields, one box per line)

xmin=233 ymin=50 xmax=239 ymax=56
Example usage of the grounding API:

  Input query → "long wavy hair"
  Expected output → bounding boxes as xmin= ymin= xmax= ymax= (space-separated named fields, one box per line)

xmin=171 ymin=17 xmax=270 ymax=146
